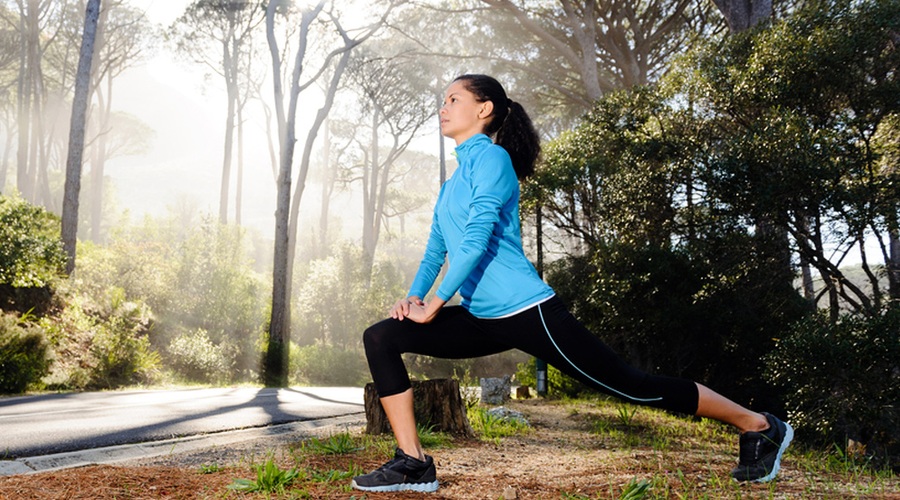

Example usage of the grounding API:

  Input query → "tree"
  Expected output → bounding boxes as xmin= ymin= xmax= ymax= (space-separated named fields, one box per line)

xmin=85 ymin=1 xmax=153 ymax=242
xmin=263 ymin=0 xmax=397 ymax=386
xmin=418 ymin=0 xmax=719 ymax=129
xmin=60 ymin=0 xmax=99 ymax=275
xmin=0 ymin=3 xmax=17 ymax=193
xmin=3 ymin=0 xmax=71 ymax=207
xmin=687 ymin=0 xmax=900 ymax=317
xmin=344 ymin=43 xmax=434 ymax=279
xmin=169 ymin=0 xmax=264 ymax=224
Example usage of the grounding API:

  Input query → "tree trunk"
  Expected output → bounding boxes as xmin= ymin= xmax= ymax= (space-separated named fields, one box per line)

xmin=364 ymin=380 xmax=474 ymax=437
xmin=0 ymin=125 xmax=12 ymax=193
xmin=711 ymin=0 xmax=772 ymax=32
xmin=264 ymin=1 xmax=326 ymax=387
xmin=90 ymin=82 xmax=110 ymax=243
xmin=317 ymin=119 xmax=333 ymax=259
xmin=235 ymin=96 xmax=245 ymax=226
xmin=888 ymin=223 xmax=900 ymax=302
xmin=61 ymin=0 xmax=101 ymax=275
xmin=362 ymin=105 xmax=379 ymax=281
xmin=219 ymin=38 xmax=237 ymax=224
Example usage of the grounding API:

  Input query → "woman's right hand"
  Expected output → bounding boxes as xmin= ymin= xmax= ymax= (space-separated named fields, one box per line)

xmin=390 ymin=296 xmax=425 ymax=320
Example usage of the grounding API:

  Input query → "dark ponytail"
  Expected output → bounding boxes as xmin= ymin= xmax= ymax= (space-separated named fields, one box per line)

xmin=453 ymin=74 xmax=540 ymax=179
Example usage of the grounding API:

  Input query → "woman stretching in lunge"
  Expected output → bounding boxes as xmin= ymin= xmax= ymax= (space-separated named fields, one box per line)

xmin=351 ymin=74 xmax=793 ymax=493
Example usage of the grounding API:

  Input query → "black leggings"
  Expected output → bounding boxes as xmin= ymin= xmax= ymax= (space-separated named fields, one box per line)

xmin=362 ymin=296 xmax=699 ymax=415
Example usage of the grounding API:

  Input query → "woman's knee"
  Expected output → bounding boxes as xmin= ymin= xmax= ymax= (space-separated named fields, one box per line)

xmin=363 ymin=319 xmax=395 ymax=354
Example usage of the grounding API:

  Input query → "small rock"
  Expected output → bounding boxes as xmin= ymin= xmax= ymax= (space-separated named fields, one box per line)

xmin=501 ymin=486 xmax=517 ymax=499
xmin=480 ymin=376 xmax=511 ymax=404
xmin=487 ymin=406 xmax=530 ymax=426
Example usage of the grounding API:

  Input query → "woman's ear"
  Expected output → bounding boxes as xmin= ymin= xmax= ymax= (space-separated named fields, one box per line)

xmin=478 ymin=100 xmax=494 ymax=119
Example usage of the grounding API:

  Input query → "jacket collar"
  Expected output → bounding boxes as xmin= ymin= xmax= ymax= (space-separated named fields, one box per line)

xmin=454 ymin=134 xmax=492 ymax=163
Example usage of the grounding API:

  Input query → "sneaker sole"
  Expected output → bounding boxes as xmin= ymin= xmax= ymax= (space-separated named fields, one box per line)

xmin=351 ymin=479 xmax=439 ymax=493
xmin=753 ymin=421 xmax=794 ymax=483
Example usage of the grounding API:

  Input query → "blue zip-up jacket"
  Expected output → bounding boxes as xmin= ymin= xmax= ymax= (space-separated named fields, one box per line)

xmin=408 ymin=134 xmax=554 ymax=318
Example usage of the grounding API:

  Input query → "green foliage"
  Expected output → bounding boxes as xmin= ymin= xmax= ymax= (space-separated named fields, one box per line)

xmin=0 ymin=195 xmax=66 ymax=287
xmin=166 ymin=328 xmax=231 ymax=383
xmin=619 ymin=478 xmax=652 ymax=500
xmin=289 ymin=342 xmax=368 ymax=386
xmin=76 ymin=216 xmax=268 ymax=382
xmin=84 ymin=292 xmax=161 ymax=390
xmin=228 ymin=458 xmax=303 ymax=494
xmin=413 ymin=423 xmax=452 ymax=448
xmin=38 ymin=289 xmax=161 ymax=390
xmin=0 ymin=313 xmax=50 ymax=393
xmin=294 ymin=244 xmax=405 ymax=349
xmin=525 ymin=0 xmax=900 ymax=405
xmin=765 ymin=307 xmax=900 ymax=466
xmin=467 ymin=407 xmax=530 ymax=440
xmin=515 ymin=356 xmax=587 ymax=398
xmin=198 ymin=463 xmax=221 ymax=474
xmin=303 ymin=433 xmax=361 ymax=455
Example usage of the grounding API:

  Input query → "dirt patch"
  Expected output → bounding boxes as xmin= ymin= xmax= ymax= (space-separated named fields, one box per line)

xmin=0 ymin=398 xmax=897 ymax=499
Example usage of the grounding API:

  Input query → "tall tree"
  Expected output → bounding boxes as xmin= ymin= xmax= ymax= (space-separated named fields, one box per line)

xmin=60 ymin=0 xmax=99 ymax=274
xmin=263 ymin=0 xmax=397 ymax=386
xmin=345 ymin=44 xmax=433 ymax=280
xmin=441 ymin=0 xmax=718 ymax=127
xmin=170 ymin=0 xmax=264 ymax=224
xmin=3 ymin=0 xmax=70 ymax=206
xmin=85 ymin=1 xmax=151 ymax=242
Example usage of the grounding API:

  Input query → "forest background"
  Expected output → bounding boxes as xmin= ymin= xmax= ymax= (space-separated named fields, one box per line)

xmin=0 ymin=0 xmax=898 ymax=468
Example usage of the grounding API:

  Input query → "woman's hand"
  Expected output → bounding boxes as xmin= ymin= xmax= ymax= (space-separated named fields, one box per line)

xmin=390 ymin=296 xmax=425 ymax=320
xmin=390 ymin=296 xmax=446 ymax=324
xmin=404 ymin=297 xmax=447 ymax=324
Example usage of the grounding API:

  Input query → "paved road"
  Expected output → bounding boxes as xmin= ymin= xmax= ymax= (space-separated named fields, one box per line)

xmin=0 ymin=387 xmax=364 ymax=459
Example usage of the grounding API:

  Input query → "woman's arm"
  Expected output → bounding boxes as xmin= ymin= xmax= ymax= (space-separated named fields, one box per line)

xmin=433 ymin=148 xmax=516 ymax=302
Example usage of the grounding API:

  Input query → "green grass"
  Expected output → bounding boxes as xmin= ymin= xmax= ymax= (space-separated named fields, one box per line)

xmin=228 ymin=457 xmax=303 ymax=494
xmin=302 ymin=432 xmax=361 ymax=455
xmin=467 ymin=406 xmax=531 ymax=442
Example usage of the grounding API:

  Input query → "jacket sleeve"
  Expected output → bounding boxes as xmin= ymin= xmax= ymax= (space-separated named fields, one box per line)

xmin=434 ymin=147 xmax=516 ymax=301
xmin=407 ymin=208 xmax=447 ymax=299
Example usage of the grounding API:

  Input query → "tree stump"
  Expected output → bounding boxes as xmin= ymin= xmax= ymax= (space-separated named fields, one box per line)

xmin=364 ymin=379 xmax=474 ymax=437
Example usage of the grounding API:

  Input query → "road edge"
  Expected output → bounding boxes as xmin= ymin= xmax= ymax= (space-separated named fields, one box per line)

xmin=0 ymin=412 xmax=365 ymax=477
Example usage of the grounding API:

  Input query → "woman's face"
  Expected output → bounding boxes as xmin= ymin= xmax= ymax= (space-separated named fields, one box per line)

xmin=440 ymin=80 xmax=494 ymax=144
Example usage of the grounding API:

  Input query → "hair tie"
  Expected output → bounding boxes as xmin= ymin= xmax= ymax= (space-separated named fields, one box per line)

xmin=507 ymin=98 xmax=513 ymax=108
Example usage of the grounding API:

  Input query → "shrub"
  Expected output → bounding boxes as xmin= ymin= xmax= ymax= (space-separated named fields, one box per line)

xmin=87 ymin=296 xmax=161 ymax=389
xmin=765 ymin=308 xmax=900 ymax=466
xmin=0 ymin=195 xmax=66 ymax=288
xmin=516 ymin=356 xmax=588 ymax=398
xmin=289 ymin=342 xmax=368 ymax=386
xmin=0 ymin=313 xmax=50 ymax=393
xmin=167 ymin=328 xmax=232 ymax=383
xmin=39 ymin=290 xmax=161 ymax=390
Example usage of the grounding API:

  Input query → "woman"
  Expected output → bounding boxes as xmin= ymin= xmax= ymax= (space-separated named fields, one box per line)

xmin=351 ymin=74 xmax=792 ymax=493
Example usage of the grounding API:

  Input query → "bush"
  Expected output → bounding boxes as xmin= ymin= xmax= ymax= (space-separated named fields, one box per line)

xmin=167 ymin=328 xmax=232 ymax=383
xmin=515 ymin=356 xmax=588 ymax=398
xmin=766 ymin=308 xmax=900 ymax=466
xmin=0 ymin=195 xmax=66 ymax=287
xmin=86 ymin=294 xmax=161 ymax=389
xmin=0 ymin=313 xmax=50 ymax=393
xmin=39 ymin=290 xmax=161 ymax=390
xmin=289 ymin=342 xmax=368 ymax=386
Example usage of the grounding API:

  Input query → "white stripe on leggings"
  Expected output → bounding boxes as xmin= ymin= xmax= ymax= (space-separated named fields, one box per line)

xmin=537 ymin=302 xmax=663 ymax=403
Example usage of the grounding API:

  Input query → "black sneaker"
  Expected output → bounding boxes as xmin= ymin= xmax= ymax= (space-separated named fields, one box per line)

xmin=731 ymin=412 xmax=794 ymax=483
xmin=351 ymin=448 xmax=439 ymax=492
